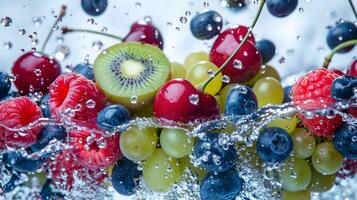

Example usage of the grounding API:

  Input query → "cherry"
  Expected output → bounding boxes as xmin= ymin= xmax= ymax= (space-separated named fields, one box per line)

xmin=153 ymin=79 xmax=219 ymax=123
xmin=124 ymin=19 xmax=164 ymax=50
xmin=210 ymin=26 xmax=262 ymax=83
xmin=347 ymin=60 xmax=357 ymax=77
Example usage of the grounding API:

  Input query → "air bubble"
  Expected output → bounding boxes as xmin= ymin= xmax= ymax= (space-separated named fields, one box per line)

xmin=18 ymin=28 xmax=26 ymax=35
xmin=92 ymin=41 xmax=103 ymax=51
xmin=233 ymin=59 xmax=243 ymax=69
xmin=203 ymin=1 xmax=209 ymax=7
xmin=86 ymin=99 xmax=96 ymax=108
xmin=55 ymin=45 xmax=70 ymax=61
xmin=32 ymin=16 xmax=44 ymax=26
xmin=189 ymin=94 xmax=199 ymax=105
xmin=298 ymin=8 xmax=304 ymax=13
xmin=87 ymin=18 xmax=95 ymax=24
xmin=222 ymin=75 xmax=230 ymax=83
xmin=135 ymin=2 xmax=142 ymax=7
xmin=3 ymin=42 xmax=12 ymax=50
xmin=131 ymin=96 xmax=138 ymax=104
xmin=185 ymin=11 xmax=191 ymax=16
xmin=97 ymin=137 xmax=107 ymax=148
xmin=1 ymin=16 xmax=12 ymax=27
xmin=180 ymin=16 xmax=187 ymax=24
xmin=33 ymin=68 xmax=42 ymax=76
xmin=207 ymin=69 xmax=214 ymax=77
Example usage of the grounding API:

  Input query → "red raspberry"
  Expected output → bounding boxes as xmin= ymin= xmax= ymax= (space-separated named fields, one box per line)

xmin=337 ymin=159 xmax=357 ymax=178
xmin=291 ymin=68 xmax=342 ymax=136
xmin=0 ymin=97 xmax=43 ymax=148
xmin=69 ymin=126 xmax=122 ymax=170
xmin=49 ymin=73 xmax=106 ymax=123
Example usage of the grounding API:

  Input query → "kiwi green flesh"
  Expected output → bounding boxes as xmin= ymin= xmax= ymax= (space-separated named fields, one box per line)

xmin=94 ymin=42 xmax=170 ymax=109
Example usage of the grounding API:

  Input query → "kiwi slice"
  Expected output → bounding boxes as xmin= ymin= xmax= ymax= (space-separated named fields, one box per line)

xmin=94 ymin=42 xmax=170 ymax=109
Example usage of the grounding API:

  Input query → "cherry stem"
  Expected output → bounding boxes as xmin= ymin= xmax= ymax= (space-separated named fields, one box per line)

xmin=61 ymin=27 xmax=123 ymax=41
xmin=198 ymin=0 xmax=266 ymax=92
xmin=348 ymin=0 xmax=357 ymax=20
xmin=322 ymin=39 xmax=357 ymax=68
xmin=41 ymin=5 xmax=66 ymax=52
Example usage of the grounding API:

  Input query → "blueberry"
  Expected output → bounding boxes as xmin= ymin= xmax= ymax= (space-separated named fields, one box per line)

xmin=190 ymin=10 xmax=223 ymax=40
xmin=283 ymin=85 xmax=292 ymax=103
xmin=40 ymin=93 xmax=51 ymax=118
xmin=3 ymin=151 xmax=46 ymax=173
xmin=331 ymin=75 xmax=357 ymax=101
xmin=97 ymin=104 xmax=131 ymax=132
xmin=256 ymin=39 xmax=276 ymax=64
xmin=111 ymin=158 xmax=141 ymax=196
xmin=267 ymin=0 xmax=298 ymax=17
xmin=194 ymin=133 xmax=236 ymax=172
xmin=40 ymin=179 xmax=64 ymax=200
xmin=200 ymin=169 xmax=244 ymax=200
xmin=29 ymin=125 xmax=67 ymax=152
xmin=2 ymin=91 xmax=20 ymax=101
xmin=224 ymin=85 xmax=257 ymax=116
xmin=327 ymin=21 xmax=357 ymax=53
xmin=333 ymin=124 xmax=357 ymax=159
xmin=0 ymin=72 xmax=11 ymax=100
xmin=256 ymin=127 xmax=293 ymax=164
xmin=73 ymin=63 xmax=95 ymax=81
xmin=81 ymin=0 xmax=108 ymax=16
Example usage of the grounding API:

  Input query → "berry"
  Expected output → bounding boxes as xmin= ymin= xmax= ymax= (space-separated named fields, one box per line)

xmin=29 ymin=125 xmax=67 ymax=152
xmin=267 ymin=0 xmax=298 ymax=17
xmin=327 ymin=21 xmax=357 ymax=53
xmin=283 ymin=85 xmax=292 ymax=103
xmin=200 ymin=169 xmax=244 ymax=200
xmin=224 ymin=85 xmax=258 ymax=116
xmin=97 ymin=104 xmax=131 ymax=132
xmin=2 ymin=91 xmax=20 ymax=101
xmin=154 ymin=79 xmax=220 ymax=123
xmin=111 ymin=158 xmax=141 ymax=196
xmin=0 ymin=97 xmax=43 ymax=149
xmin=40 ymin=93 xmax=51 ymax=118
xmin=256 ymin=127 xmax=293 ymax=164
xmin=256 ymin=39 xmax=276 ymax=64
xmin=69 ymin=127 xmax=122 ymax=170
xmin=49 ymin=73 xmax=106 ymax=123
xmin=291 ymin=68 xmax=342 ymax=136
xmin=347 ymin=60 xmax=357 ymax=77
xmin=12 ymin=51 xmax=61 ymax=95
xmin=0 ymin=72 xmax=11 ymax=100
xmin=73 ymin=63 xmax=95 ymax=81
xmin=81 ymin=0 xmax=108 ymax=16
xmin=333 ymin=124 xmax=357 ymax=159
xmin=194 ymin=133 xmax=236 ymax=172
xmin=124 ymin=19 xmax=164 ymax=49
xmin=337 ymin=159 xmax=357 ymax=178
xmin=331 ymin=75 xmax=357 ymax=101
xmin=190 ymin=10 xmax=223 ymax=40
xmin=3 ymin=151 xmax=46 ymax=173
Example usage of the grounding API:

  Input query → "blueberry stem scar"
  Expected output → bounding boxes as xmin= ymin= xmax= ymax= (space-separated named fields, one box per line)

xmin=348 ymin=0 xmax=357 ymax=20
xmin=322 ymin=39 xmax=357 ymax=69
xmin=41 ymin=5 xmax=66 ymax=52
xmin=61 ymin=27 xmax=123 ymax=41
xmin=198 ymin=0 xmax=266 ymax=92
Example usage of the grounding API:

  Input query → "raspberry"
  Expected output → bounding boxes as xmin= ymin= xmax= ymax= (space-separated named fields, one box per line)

xmin=49 ymin=73 xmax=106 ymax=123
xmin=292 ymin=68 xmax=342 ymax=136
xmin=337 ymin=159 xmax=357 ymax=178
xmin=0 ymin=97 xmax=43 ymax=148
xmin=69 ymin=126 xmax=122 ymax=170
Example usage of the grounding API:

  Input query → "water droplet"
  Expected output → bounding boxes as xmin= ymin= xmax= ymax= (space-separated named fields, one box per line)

xmin=32 ymin=16 xmax=44 ymax=26
xmin=1 ymin=16 xmax=12 ymax=27
xmin=222 ymin=75 xmax=230 ymax=83
xmin=206 ymin=24 xmax=213 ymax=31
xmin=203 ymin=1 xmax=209 ymax=7
xmin=101 ymin=27 xmax=108 ymax=32
xmin=3 ymin=42 xmax=12 ymax=50
xmin=65 ymin=64 xmax=74 ymax=73
xmin=144 ymin=16 xmax=152 ymax=23
xmin=298 ymin=7 xmax=304 ymax=13
xmin=87 ymin=18 xmax=95 ymax=24
xmin=207 ymin=69 xmax=214 ymax=77
xmin=166 ymin=21 xmax=172 ymax=26
xmin=185 ymin=11 xmax=191 ymax=16
xmin=55 ymin=45 xmax=70 ymax=61
xmin=85 ymin=99 xmax=96 ymax=108
xmin=97 ymin=137 xmax=107 ymax=148
xmin=33 ymin=68 xmax=42 ymax=76
xmin=131 ymin=96 xmax=138 ymax=104
xmin=296 ymin=35 xmax=302 ymax=40
xmin=352 ymin=136 xmax=357 ymax=142
xmin=135 ymin=2 xmax=142 ymax=7
xmin=92 ymin=41 xmax=103 ymax=51
xmin=189 ymin=94 xmax=199 ymax=105
xmin=18 ymin=28 xmax=26 ymax=35
xmin=278 ymin=57 xmax=286 ymax=64
xmin=233 ymin=59 xmax=243 ymax=69
xmin=180 ymin=16 xmax=187 ymax=24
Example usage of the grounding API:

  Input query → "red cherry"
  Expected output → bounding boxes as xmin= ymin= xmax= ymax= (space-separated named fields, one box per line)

xmin=124 ymin=19 xmax=164 ymax=49
xmin=347 ymin=60 xmax=357 ymax=77
xmin=12 ymin=51 xmax=61 ymax=95
xmin=210 ymin=26 xmax=262 ymax=83
xmin=153 ymin=79 xmax=220 ymax=123
xmin=330 ymin=68 xmax=344 ymax=76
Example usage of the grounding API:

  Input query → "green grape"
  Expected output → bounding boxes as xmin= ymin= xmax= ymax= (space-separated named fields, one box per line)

xmin=183 ymin=51 xmax=209 ymax=70
xmin=186 ymin=61 xmax=222 ymax=95
xmin=143 ymin=148 xmax=181 ymax=192
xmin=280 ymin=157 xmax=312 ymax=191
xmin=268 ymin=115 xmax=297 ymax=134
xmin=253 ymin=77 xmax=284 ymax=107
xmin=308 ymin=167 xmax=335 ymax=192
xmin=179 ymin=156 xmax=207 ymax=181
xmin=160 ymin=128 xmax=194 ymax=158
xmin=170 ymin=62 xmax=187 ymax=79
xmin=291 ymin=128 xmax=316 ymax=159
xmin=312 ymin=142 xmax=343 ymax=175
xmin=120 ymin=126 xmax=158 ymax=161
xmin=244 ymin=65 xmax=281 ymax=86
xmin=132 ymin=103 xmax=153 ymax=117
xmin=282 ymin=190 xmax=311 ymax=200
xmin=25 ymin=172 xmax=47 ymax=187
xmin=218 ymin=83 xmax=239 ymax=113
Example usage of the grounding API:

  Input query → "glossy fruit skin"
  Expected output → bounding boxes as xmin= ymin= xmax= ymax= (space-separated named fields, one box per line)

xmin=97 ymin=104 xmax=131 ymax=132
xmin=200 ymin=169 xmax=244 ymax=200
xmin=153 ymin=79 xmax=220 ymax=123
xmin=2 ymin=91 xmax=20 ymax=101
xmin=244 ymin=64 xmax=280 ymax=86
xmin=111 ymin=158 xmax=141 ymax=196
xmin=283 ymin=85 xmax=292 ymax=103
xmin=29 ymin=125 xmax=67 ymax=152
xmin=194 ymin=133 xmax=236 ymax=172
xmin=190 ymin=10 xmax=223 ymax=40
xmin=160 ymin=128 xmax=194 ymax=158
xmin=280 ymin=157 xmax=312 ymax=191
xmin=12 ymin=51 xmax=61 ymax=95
xmin=327 ymin=21 xmax=357 ymax=53
xmin=81 ymin=0 xmax=108 ymax=16
xmin=292 ymin=68 xmax=342 ymax=137
xmin=347 ymin=60 xmax=357 ymax=77
xmin=282 ymin=190 xmax=311 ymax=200
xmin=291 ymin=128 xmax=315 ymax=159
xmin=124 ymin=20 xmax=164 ymax=50
xmin=3 ymin=151 xmax=46 ymax=173
xmin=333 ymin=124 xmax=357 ymax=159
xmin=256 ymin=39 xmax=276 ymax=64
xmin=256 ymin=127 xmax=293 ymax=164
xmin=267 ymin=0 xmax=298 ymax=17
xmin=331 ymin=75 xmax=357 ymax=101
xmin=0 ymin=72 xmax=11 ymax=100
xmin=308 ymin=168 xmax=335 ymax=192
xmin=253 ymin=77 xmax=284 ymax=107
xmin=312 ymin=142 xmax=344 ymax=175
xmin=224 ymin=85 xmax=257 ymax=116
xmin=210 ymin=26 xmax=261 ymax=83
xmin=73 ymin=63 xmax=95 ymax=81
xmin=184 ymin=51 xmax=209 ymax=70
